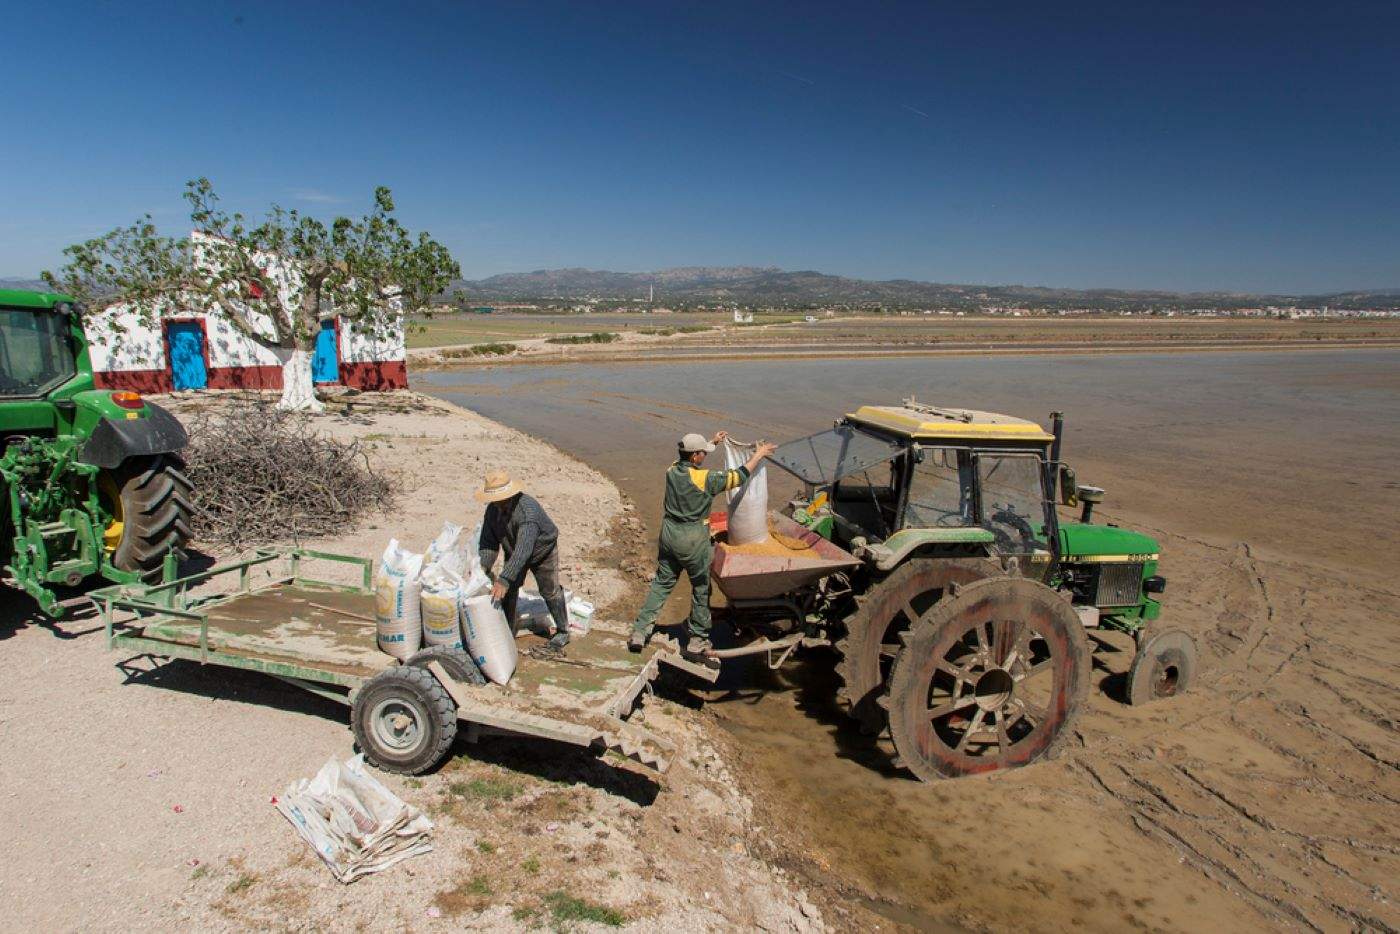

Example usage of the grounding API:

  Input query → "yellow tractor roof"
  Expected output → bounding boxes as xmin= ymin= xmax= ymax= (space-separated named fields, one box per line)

xmin=848 ymin=401 xmax=1055 ymax=443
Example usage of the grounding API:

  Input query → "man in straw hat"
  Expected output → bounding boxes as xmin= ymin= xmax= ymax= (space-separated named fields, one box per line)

xmin=476 ymin=469 xmax=571 ymax=650
xmin=629 ymin=431 xmax=776 ymax=666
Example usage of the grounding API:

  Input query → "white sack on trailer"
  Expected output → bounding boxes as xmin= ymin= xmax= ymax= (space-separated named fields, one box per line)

xmin=722 ymin=437 xmax=769 ymax=545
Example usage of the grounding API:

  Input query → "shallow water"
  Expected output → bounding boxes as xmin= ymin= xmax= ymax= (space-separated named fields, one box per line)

xmin=418 ymin=349 xmax=1400 ymax=929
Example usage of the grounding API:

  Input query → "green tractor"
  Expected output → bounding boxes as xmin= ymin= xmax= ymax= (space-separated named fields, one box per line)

xmin=714 ymin=399 xmax=1197 ymax=781
xmin=0 ymin=289 xmax=193 ymax=616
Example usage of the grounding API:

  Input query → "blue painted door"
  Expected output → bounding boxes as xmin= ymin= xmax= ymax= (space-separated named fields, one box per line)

xmin=167 ymin=322 xmax=207 ymax=390
xmin=312 ymin=320 xmax=339 ymax=383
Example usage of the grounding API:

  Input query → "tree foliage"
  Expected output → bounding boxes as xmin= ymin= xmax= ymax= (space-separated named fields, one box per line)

xmin=43 ymin=178 xmax=460 ymax=354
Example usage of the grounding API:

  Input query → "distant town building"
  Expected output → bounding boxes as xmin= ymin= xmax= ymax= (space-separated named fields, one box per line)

xmin=733 ymin=309 xmax=754 ymax=324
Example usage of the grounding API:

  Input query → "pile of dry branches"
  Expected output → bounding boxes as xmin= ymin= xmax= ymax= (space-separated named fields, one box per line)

xmin=183 ymin=405 xmax=393 ymax=550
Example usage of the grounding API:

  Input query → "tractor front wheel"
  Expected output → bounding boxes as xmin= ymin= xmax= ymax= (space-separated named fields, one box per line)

xmin=885 ymin=577 xmax=1089 ymax=781
xmin=99 ymin=454 xmax=194 ymax=578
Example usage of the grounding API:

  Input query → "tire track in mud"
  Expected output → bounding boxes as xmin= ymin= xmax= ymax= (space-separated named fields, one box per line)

xmin=1067 ymin=533 xmax=1399 ymax=932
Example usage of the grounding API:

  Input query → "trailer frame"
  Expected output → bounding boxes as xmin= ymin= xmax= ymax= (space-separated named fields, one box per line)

xmin=92 ymin=548 xmax=690 ymax=775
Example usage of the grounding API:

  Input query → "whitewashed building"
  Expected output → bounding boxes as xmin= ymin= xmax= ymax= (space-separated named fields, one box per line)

xmin=84 ymin=304 xmax=407 ymax=393
xmin=84 ymin=231 xmax=408 ymax=393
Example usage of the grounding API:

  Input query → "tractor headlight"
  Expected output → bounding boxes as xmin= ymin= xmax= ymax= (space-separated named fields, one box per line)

xmin=1143 ymin=575 xmax=1166 ymax=594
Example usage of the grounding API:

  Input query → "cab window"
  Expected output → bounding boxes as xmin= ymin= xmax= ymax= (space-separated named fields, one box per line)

xmin=904 ymin=447 xmax=975 ymax=528
xmin=976 ymin=453 xmax=1050 ymax=552
xmin=0 ymin=309 xmax=76 ymax=397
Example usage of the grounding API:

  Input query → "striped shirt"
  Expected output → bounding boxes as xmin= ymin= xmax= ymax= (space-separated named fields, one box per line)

xmin=478 ymin=494 xmax=559 ymax=586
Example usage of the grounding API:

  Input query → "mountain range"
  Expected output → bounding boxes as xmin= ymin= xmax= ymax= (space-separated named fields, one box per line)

xmin=455 ymin=268 xmax=1400 ymax=311
xmin=7 ymin=271 xmax=1398 ymax=311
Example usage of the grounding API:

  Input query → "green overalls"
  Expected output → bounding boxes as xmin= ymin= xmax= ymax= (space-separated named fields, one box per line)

xmin=632 ymin=459 xmax=749 ymax=642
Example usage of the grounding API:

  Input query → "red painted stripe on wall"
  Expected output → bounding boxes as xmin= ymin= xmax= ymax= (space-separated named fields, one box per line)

xmin=93 ymin=361 xmax=409 ymax=393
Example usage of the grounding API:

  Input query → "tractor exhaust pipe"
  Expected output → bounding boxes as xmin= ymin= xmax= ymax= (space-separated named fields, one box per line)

xmin=1049 ymin=411 xmax=1064 ymax=465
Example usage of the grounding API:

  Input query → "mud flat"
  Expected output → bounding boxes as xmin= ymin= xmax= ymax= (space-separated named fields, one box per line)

xmin=419 ymin=348 xmax=1400 ymax=931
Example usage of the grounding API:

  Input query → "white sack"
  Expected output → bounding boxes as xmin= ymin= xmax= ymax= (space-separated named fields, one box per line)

xmin=461 ymin=594 xmax=518 ymax=684
xmin=375 ymin=539 xmax=423 ymax=660
xmin=424 ymin=521 xmax=472 ymax=579
xmin=722 ymin=438 xmax=769 ymax=545
xmin=419 ymin=563 xmax=466 ymax=651
xmin=514 ymin=589 xmax=594 ymax=637
xmin=275 ymin=754 xmax=433 ymax=884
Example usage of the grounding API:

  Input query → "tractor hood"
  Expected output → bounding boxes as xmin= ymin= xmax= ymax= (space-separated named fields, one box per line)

xmin=1058 ymin=522 xmax=1159 ymax=562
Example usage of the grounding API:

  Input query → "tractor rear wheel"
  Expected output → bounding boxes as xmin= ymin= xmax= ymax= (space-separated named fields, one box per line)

xmin=99 ymin=454 xmax=194 ymax=578
xmin=836 ymin=557 xmax=1000 ymax=733
xmin=886 ymin=577 xmax=1089 ymax=781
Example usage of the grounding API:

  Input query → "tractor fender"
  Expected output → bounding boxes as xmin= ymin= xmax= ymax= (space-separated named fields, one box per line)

xmin=78 ymin=403 xmax=188 ymax=468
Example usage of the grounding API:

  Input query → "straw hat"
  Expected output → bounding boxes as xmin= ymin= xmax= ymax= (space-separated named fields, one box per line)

xmin=474 ymin=469 xmax=523 ymax=503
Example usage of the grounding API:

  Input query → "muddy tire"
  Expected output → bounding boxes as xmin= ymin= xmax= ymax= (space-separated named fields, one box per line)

xmin=100 ymin=454 xmax=193 ymax=578
xmin=352 ymin=666 xmax=458 ymax=775
xmin=836 ymin=557 xmax=1001 ymax=733
xmin=406 ymin=645 xmax=486 ymax=686
xmin=886 ymin=577 xmax=1089 ymax=781
xmin=1127 ymin=630 xmax=1197 ymax=705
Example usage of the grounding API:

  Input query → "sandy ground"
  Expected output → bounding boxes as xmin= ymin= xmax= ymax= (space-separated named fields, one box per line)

xmin=0 ymin=391 xmax=822 ymax=932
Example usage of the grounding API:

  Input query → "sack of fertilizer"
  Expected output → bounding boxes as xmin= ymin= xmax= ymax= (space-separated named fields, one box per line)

xmin=419 ymin=563 xmax=466 ymax=651
xmin=375 ymin=539 xmax=423 ymax=660
xmin=514 ymin=589 xmax=595 ymax=637
xmin=461 ymin=593 xmax=518 ymax=685
xmin=722 ymin=437 xmax=769 ymax=546
xmin=424 ymin=521 xmax=472 ymax=579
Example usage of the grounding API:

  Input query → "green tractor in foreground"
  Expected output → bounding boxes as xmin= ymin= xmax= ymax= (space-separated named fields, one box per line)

xmin=0 ymin=289 xmax=192 ymax=616
xmin=714 ymin=399 xmax=1197 ymax=781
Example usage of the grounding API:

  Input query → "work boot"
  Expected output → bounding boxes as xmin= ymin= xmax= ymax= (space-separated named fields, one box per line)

xmin=627 ymin=629 xmax=649 ymax=653
xmin=682 ymin=637 xmax=721 ymax=671
xmin=548 ymin=630 xmax=570 ymax=651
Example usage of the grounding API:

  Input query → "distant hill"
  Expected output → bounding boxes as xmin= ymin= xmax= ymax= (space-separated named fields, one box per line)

xmin=0 ymin=277 xmax=49 ymax=292
xmin=456 ymin=267 xmax=1400 ymax=311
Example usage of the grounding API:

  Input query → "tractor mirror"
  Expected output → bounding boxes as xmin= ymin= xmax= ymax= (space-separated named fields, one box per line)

xmin=1059 ymin=465 xmax=1078 ymax=506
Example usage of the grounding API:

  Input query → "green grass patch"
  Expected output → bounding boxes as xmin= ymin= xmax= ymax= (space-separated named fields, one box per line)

xmin=545 ymin=331 xmax=621 ymax=345
xmin=441 ymin=342 xmax=519 ymax=358
xmin=190 ymin=864 xmax=209 ymax=881
xmin=476 ymin=840 xmax=496 ymax=854
xmin=543 ymin=891 xmax=626 ymax=927
xmin=522 ymin=856 xmax=540 ymax=874
xmin=435 ymin=874 xmax=495 ymax=915
xmin=448 ymin=777 xmax=521 ymax=801
xmin=225 ymin=872 xmax=257 ymax=895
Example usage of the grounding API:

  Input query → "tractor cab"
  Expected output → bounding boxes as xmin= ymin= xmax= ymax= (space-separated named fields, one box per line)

xmin=769 ymin=400 xmax=1060 ymax=575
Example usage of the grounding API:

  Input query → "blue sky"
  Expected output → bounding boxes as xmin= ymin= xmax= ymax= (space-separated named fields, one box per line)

xmin=3 ymin=0 xmax=1397 ymax=292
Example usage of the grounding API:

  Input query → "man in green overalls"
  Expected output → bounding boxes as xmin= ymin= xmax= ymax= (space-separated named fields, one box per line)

xmin=630 ymin=431 xmax=776 ymax=666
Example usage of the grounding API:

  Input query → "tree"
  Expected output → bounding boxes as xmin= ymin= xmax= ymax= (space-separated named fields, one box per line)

xmin=44 ymin=178 xmax=459 ymax=411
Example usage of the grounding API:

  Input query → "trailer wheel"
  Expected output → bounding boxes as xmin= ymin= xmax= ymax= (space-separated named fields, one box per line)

xmin=886 ymin=577 xmax=1089 ymax=781
xmin=406 ymin=645 xmax=486 ymax=686
xmin=836 ymin=557 xmax=1000 ymax=733
xmin=352 ymin=666 xmax=458 ymax=775
xmin=98 ymin=454 xmax=194 ymax=578
xmin=1127 ymin=630 xmax=1197 ymax=705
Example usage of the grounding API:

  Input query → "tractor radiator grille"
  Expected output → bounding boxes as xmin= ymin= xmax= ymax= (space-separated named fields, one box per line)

xmin=1094 ymin=563 xmax=1144 ymax=607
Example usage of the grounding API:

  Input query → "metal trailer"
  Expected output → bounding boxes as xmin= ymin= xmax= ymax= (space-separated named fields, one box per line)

xmin=92 ymin=548 xmax=713 ymax=776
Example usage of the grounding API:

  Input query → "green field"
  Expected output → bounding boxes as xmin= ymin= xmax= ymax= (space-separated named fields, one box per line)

xmin=406 ymin=311 xmax=731 ymax=348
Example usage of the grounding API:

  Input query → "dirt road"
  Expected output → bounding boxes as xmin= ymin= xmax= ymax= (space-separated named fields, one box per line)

xmin=0 ymin=392 xmax=821 ymax=932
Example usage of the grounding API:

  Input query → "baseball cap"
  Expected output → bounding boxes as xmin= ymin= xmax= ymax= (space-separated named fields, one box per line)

xmin=679 ymin=432 xmax=716 ymax=454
